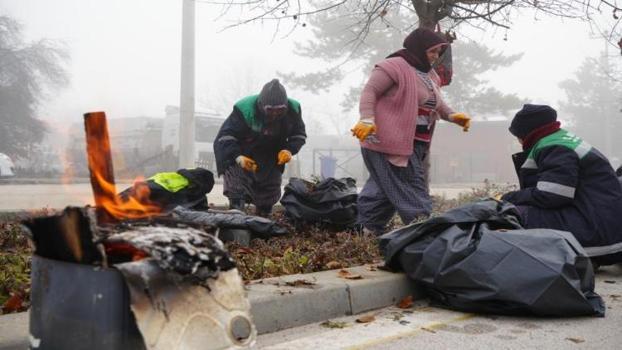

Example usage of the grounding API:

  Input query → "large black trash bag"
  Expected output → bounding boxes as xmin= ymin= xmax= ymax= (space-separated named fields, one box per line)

xmin=280 ymin=177 xmax=358 ymax=227
xmin=379 ymin=200 xmax=605 ymax=317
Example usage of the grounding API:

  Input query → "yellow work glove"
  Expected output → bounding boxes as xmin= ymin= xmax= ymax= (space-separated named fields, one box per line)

xmin=236 ymin=155 xmax=258 ymax=172
xmin=449 ymin=113 xmax=471 ymax=132
xmin=277 ymin=150 xmax=292 ymax=165
xmin=350 ymin=120 xmax=377 ymax=142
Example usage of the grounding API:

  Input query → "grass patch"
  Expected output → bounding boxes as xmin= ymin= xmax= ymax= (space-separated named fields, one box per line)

xmin=0 ymin=222 xmax=32 ymax=313
xmin=228 ymin=214 xmax=382 ymax=280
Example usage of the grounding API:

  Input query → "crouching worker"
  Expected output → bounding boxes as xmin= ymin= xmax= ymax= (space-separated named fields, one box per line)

xmin=214 ymin=79 xmax=306 ymax=217
xmin=119 ymin=168 xmax=214 ymax=211
xmin=502 ymin=104 xmax=622 ymax=265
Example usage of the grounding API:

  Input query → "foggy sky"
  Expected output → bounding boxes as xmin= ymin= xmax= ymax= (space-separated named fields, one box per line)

xmin=0 ymin=0 xmax=615 ymax=134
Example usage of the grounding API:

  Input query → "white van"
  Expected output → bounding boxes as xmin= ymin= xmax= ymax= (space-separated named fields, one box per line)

xmin=0 ymin=153 xmax=15 ymax=177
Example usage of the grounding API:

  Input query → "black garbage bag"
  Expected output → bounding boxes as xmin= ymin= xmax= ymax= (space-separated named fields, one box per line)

xmin=280 ymin=177 xmax=358 ymax=227
xmin=379 ymin=200 xmax=605 ymax=317
xmin=172 ymin=207 xmax=287 ymax=239
xmin=617 ymin=166 xmax=622 ymax=187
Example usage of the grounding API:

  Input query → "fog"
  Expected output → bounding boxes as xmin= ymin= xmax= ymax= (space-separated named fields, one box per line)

xmin=0 ymin=0 xmax=620 ymax=210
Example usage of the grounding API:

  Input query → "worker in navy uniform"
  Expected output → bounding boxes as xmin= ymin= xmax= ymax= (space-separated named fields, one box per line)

xmin=502 ymin=104 xmax=622 ymax=265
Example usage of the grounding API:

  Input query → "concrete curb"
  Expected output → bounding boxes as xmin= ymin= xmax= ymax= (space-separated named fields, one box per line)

xmin=0 ymin=266 xmax=422 ymax=349
xmin=248 ymin=265 xmax=423 ymax=334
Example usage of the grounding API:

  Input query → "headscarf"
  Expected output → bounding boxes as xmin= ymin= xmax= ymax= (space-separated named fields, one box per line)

xmin=387 ymin=28 xmax=447 ymax=72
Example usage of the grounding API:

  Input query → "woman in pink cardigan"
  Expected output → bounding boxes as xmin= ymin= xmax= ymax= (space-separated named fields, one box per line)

xmin=351 ymin=28 xmax=471 ymax=235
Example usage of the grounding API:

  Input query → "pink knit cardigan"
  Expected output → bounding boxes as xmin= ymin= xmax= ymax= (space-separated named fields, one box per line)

xmin=359 ymin=57 xmax=452 ymax=157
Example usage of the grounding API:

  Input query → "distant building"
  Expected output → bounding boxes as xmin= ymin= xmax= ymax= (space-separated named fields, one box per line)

xmin=430 ymin=120 xmax=519 ymax=184
xmin=161 ymin=105 xmax=225 ymax=171
xmin=65 ymin=106 xmax=227 ymax=178
xmin=66 ymin=116 xmax=165 ymax=177
xmin=298 ymin=120 xmax=520 ymax=185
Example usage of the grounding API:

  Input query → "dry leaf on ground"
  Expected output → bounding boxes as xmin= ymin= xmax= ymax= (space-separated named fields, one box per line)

xmin=337 ymin=269 xmax=363 ymax=280
xmin=1 ymin=293 xmax=24 ymax=313
xmin=235 ymin=247 xmax=254 ymax=255
xmin=365 ymin=264 xmax=378 ymax=271
xmin=397 ymin=295 xmax=414 ymax=309
xmin=355 ymin=314 xmax=376 ymax=323
xmin=565 ymin=337 xmax=585 ymax=344
xmin=285 ymin=279 xmax=316 ymax=287
xmin=320 ymin=320 xmax=348 ymax=329
xmin=390 ymin=312 xmax=404 ymax=321
xmin=326 ymin=261 xmax=342 ymax=269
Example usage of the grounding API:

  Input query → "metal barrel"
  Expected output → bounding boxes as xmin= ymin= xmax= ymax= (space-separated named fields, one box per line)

xmin=29 ymin=255 xmax=145 ymax=350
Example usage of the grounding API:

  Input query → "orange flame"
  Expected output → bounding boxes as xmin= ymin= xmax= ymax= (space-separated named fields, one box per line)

xmin=93 ymin=172 xmax=161 ymax=219
xmin=85 ymin=111 xmax=161 ymax=220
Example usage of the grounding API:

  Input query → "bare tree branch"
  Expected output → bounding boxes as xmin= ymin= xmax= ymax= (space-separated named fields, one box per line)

xmin=198 ymin=0 xmax=622 ymax=46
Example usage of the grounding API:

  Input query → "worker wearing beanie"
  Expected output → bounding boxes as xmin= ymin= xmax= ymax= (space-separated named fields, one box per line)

xmin=502 ymin=104 xmax=622 ymax=265
xmin=214 ymin=79 xmax=306 ymax=217
xmin=119 ymin=167 xmax=214 ymax=211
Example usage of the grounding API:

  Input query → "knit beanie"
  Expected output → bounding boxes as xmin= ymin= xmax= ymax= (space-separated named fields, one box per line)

xmin=257 ymin=79 xmax=288 ymax=111
xmin=509 ymin=104 xmax=558 ymax=138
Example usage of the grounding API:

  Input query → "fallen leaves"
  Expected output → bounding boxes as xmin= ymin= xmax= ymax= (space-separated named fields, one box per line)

xmin=284 ymin=279 xmax=316 ymax=287
xmin=325 ymin=261 xmax=342 ymax=269
xmin=389 ymin=312 xmax=404 ymax=321
xmin=337 ymin=269 xmax=363 ymax=280
xmin=355 ymin=314 xmax=376 ymax=323
xmin=365 ymin=264 xmax=378 ymax=271
xmin=320 ymin=320 xmax=348 ymax=329
xmin=1 ymin=293 xmax=25 ymax=313
xmin=226 ymin=220 xmax=382 ymax=281
xmin=235 ymin=247 xmax=255 ymax=255
xmin=397 ymin=295 xmax=414 ymax=309
xmin=421 ymin=326 xmax=436 ymax=333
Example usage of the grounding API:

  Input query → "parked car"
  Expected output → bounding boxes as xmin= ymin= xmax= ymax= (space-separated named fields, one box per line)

xmin=0 ymin=153 xmax=15 ymax=177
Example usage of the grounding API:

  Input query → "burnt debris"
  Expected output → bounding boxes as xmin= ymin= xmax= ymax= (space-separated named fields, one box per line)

xmin=106 ymin=225 xmax=236 ymax=285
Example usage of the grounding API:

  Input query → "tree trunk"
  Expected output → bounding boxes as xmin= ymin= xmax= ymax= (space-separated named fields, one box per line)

xmin=412 ymin=0 xmax=452 ymax=30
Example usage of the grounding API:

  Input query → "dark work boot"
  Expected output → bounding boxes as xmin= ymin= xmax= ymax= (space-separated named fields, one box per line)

xmin=229 ymin=198 xmax=246 ymax=211
xmin=255 ymin=205 xmax=273 ymax=218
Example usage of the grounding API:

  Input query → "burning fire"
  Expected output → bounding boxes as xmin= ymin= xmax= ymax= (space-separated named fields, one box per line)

xmin=93 ymin=172 xmax=161 ymax=219
xmin=85 ymin=111 xmax=161 ymax=220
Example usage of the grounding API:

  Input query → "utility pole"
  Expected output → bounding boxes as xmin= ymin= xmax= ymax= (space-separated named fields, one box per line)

xmin=178 ymin=0 xmax=195 ymax=168
xmin=604 ymin=40 xmax=612 ymax=158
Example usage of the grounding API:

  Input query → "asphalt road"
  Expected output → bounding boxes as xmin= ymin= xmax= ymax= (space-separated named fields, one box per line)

xmin=255 ymin=265 xmax=622 ymax=350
